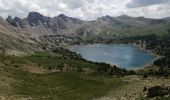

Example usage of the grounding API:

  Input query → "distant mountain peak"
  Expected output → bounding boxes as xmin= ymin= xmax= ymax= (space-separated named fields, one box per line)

xmin=28 ymin=12 xmax=43 ymax=17
xmin=13 ymin=17 xmax=21 ymax=22
xmin=6 ymin=15 xmax=18 ymax=27
xmin=57 ymin=14 xmax=81 ymax=23
xmin=97 ymin=15 xmax=113 ymax=20
xmin=58 ymin=14 xmax=67 ymax=18
xmin=118 ymin=15 xmax=132 ymax=19
xmin=27 ymin=12 xmax=47 ymax=26
xmin=104 ymin=15 xmax=113 ymax=19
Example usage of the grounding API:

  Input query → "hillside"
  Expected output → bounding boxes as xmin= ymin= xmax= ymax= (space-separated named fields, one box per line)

xmin=0 ymin=18 xmax=40 ymax=55
xmin=0 ymin=15 xmax=73 ymax=55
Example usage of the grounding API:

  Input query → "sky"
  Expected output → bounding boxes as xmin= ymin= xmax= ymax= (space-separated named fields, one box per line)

xmin=0 ymin=0 xmax=170 ymax=20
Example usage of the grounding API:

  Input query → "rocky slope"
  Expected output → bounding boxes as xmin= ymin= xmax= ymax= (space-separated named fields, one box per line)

xmin=0 ymin=18 xmax=40 ymax=55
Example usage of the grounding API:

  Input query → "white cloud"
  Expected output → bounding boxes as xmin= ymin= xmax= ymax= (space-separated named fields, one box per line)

xmin=58 ymin=3 xmax=67 ymax=9
xmin=0 ymin=0 xmax=170 ymax=20
xmin=126 ymin=3 xmax=170 ymax=19
xmin=126 ymin=0 xmax=169 ymax=8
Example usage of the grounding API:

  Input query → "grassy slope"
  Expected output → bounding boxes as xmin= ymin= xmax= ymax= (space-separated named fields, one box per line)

xmin=26 ymin=56 xmax=98 ymax=69
xmin=0 ymin=54 xmax=125 ymax=100
xmin=0 ymin=52 xmax=170 ymax=100
xmin=13 ymin=72 xmax=123 ymax=100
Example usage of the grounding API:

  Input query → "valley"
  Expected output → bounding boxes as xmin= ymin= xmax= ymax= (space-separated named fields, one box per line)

xmin=0 ymin=12 xmax=170 ymax=100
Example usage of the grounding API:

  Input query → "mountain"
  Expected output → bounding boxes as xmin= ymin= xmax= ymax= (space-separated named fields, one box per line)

xmin=6 ymin=12 xmax=84 ymax=36
xmin=6 ymin=12 xmax=170 ymax=37
xmin=0 ymin=13 xmax=82 ymax=55
xmin=1 ymin=12 xmax=170 ymax=54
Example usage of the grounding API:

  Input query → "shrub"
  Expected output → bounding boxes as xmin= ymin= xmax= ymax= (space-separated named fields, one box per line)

xmin=143 ymin=74 xmax=148 ymax=79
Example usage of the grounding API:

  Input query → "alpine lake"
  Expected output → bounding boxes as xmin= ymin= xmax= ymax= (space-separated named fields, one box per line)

xmin=69 ymin=44 xmax=157 ymax=69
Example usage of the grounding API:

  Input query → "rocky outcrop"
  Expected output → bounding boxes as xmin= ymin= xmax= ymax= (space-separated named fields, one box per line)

xmin=144 ymin=85 xmax=170 ymax=98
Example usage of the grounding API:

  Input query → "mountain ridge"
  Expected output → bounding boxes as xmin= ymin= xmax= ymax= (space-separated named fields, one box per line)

xmin=2 ymin=11 xmax=170 ymax=37
xmin=4 ymin=12 xmax=170 ymax=36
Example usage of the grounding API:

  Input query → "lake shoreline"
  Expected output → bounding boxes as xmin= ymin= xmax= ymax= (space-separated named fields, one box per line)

xmin=128 ymin=43 xmax=163 ymax=70
xmin=69 ymin=44 xmax=158 ymax=70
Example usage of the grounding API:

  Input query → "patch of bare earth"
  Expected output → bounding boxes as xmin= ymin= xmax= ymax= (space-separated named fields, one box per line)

xmin=21 ymin=64 xmax=58 ymax=74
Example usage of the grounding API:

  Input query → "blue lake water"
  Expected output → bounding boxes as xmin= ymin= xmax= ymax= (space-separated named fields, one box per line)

xmin=69 ymin=44 xmax=157 ymax=69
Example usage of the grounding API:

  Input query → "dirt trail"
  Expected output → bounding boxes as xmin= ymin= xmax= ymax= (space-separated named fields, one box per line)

xmin=95 ymin=75 xmax=170 ymax=100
